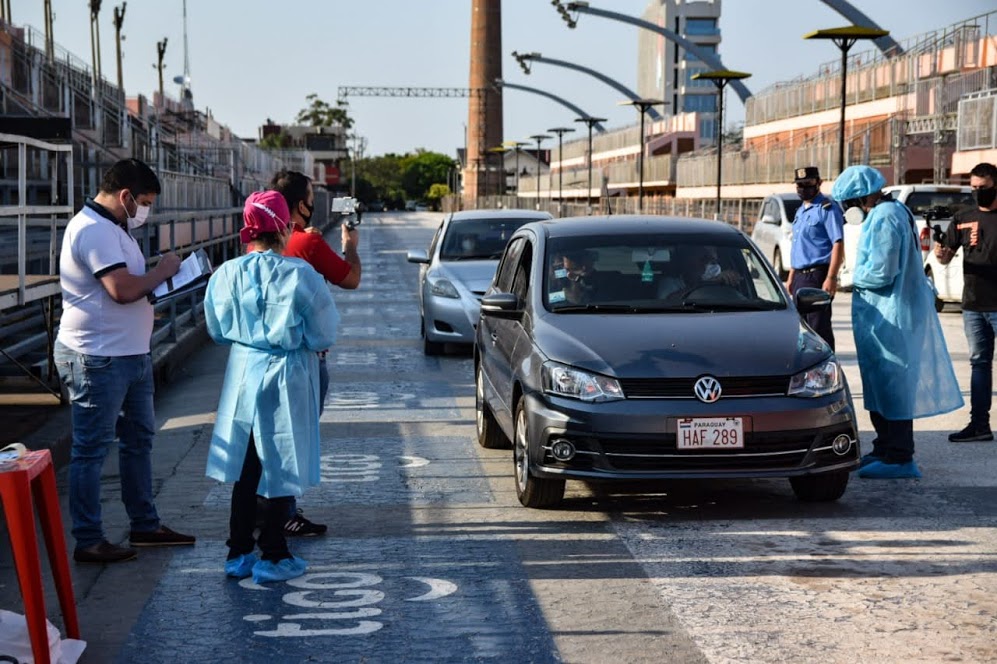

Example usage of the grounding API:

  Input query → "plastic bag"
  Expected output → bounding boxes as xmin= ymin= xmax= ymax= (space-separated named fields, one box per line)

xmin=0 ymin=610 xmax=85 ymax=664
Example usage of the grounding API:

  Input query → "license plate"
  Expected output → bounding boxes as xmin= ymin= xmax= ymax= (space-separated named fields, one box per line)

xmin=676 ymin=417 xmax=744 ymax=449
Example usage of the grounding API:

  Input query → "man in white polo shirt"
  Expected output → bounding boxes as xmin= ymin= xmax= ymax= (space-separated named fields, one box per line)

xmin=54 ymin=158 xmax=196 ymax=563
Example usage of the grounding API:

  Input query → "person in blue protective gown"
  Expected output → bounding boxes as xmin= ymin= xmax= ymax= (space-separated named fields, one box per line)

xmin=204 ymin=190 xmax=339 ymax=583
xmin=832 ymin=165 xmax=963 ymax=479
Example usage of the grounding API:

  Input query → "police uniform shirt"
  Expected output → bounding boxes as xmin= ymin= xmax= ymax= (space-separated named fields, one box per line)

xmin=790 ymin=192 xmax=844 ymax=270
xmin=943 ymin=207 xmax=997 ymax=311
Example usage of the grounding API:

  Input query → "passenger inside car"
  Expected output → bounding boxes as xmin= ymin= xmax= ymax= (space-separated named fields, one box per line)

xmin=657 ymin=245 xmax=743 ymax=300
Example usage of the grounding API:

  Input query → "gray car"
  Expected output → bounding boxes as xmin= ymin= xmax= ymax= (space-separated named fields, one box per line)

xmin=475 ymin=216 xmax=860 ymax=508
xmin=407 ymin=209 xmax=552 ymax=355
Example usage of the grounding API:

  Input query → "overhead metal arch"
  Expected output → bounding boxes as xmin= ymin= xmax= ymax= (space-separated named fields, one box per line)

xmin=819 ymin=0 xmax=903 ymax=56
xmin=564 ymin=3 xmax=752 ymax=103
xmin=515 ymin=52 xmax=664 ymax=120
xmin=494 ymin=79 xmax=607 ymax=133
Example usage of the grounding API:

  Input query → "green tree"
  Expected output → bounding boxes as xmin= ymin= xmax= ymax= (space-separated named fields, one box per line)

xmin=400 ymin=150 xmax=455 ymax=200
xmin=296 ymin=93 xmax=354 ymax=129
xmin=426 ymin=183 xmax=451 ymax=211
xmin=259 ymin=131 xmax=291 ymax=149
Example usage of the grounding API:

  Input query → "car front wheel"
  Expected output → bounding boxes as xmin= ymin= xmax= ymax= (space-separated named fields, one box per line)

xmin=513 ymin=399 xmax=565 ymax=508
xmin=789 ymin=470 xmax=849 ymax=502
xmin=422 ymin=319 xmax=445 ymax=356
xmin=476 ymin=366 xmax=509 ymax=449
xmin=773 ymin=248 xmax=788 ymax=280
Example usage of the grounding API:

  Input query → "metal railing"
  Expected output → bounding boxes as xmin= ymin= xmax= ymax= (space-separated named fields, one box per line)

xmin=957 ymin=88 xmax=997 ymax=150
xmin=746 ymin=10 xmax=996 ymax=127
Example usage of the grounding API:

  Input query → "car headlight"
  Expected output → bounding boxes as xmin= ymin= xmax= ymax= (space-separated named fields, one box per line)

xmin=429 ymin=277 xmax=460 ymax=299
xmin=542 ymin=361 xmax=624 ymax=402
xmin=788 ymin=359 xmax=842 ymax=398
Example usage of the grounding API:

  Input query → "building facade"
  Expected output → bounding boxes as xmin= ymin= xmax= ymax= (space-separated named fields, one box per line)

xmin=637 ymin=0 xmax=722 ymax=143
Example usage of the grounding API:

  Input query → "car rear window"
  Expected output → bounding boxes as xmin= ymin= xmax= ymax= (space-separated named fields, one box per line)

xmin=440 ymin=217 xmax=545 ymax=260
xmin=904 ymin=192 xmax=975 ymax=218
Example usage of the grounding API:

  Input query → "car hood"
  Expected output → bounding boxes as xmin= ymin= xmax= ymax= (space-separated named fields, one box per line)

xmin=436 ymin=260 xmax=499 ymax=293
xmin=533 ymin=309 xmax=829 ymax=378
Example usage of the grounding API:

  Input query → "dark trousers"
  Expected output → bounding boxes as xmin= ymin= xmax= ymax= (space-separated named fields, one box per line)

xmin=228 ymin=434 xmax=292 ymax=562
xmin=869 ymin=411 xmax=914 ymax=464
xmin=791 ymin=266 xmax=835 ymax=350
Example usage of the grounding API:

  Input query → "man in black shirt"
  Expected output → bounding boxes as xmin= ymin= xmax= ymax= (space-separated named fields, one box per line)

xmin=935 ymin=162 xmax=997 ymax=442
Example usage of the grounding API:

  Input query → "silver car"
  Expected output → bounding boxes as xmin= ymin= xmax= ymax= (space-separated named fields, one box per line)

xmin=407 ymin=209 xmax=553 ymax=354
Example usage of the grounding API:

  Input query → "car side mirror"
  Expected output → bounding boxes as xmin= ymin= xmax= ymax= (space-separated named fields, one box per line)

xmin=406 ymin=249 xmax=430 ymax=264
xmin=480 ymin=292 xmax=523 ymax=320
xmin=795 ymin=287 xmax=831 ymax=314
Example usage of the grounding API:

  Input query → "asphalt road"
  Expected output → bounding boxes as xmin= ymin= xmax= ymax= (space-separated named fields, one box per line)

xmin=5 ymin=211 xmax=994 ymax=663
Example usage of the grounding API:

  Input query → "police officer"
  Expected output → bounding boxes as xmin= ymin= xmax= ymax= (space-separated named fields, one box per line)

xmin=784 ymin=166 xmax=845 ymax=349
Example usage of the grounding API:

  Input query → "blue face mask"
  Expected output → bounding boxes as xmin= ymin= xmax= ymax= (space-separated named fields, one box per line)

xmin=702 ymin=262 xmax=722 ymax=281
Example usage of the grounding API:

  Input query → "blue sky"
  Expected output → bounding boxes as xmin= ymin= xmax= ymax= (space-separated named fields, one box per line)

xmin=14 ymin=1 xmax=995 ymax=156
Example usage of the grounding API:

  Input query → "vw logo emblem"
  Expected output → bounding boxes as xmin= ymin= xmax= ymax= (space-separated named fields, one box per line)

xmin=694 ymin=376 xmax=722 ymax=403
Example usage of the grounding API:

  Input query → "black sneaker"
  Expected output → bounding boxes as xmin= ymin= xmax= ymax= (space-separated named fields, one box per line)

xmin=283 ymin=509 xmax=327 ymax=537
xmin=948 ymin=423 xmax=994 ymax=443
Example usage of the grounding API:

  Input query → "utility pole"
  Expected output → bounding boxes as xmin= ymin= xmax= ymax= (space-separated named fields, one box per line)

xmin=574 ymin=116 xmax=607 ymax=215
xmin=89 ymin=0 xmax=103 ymax=84
xmin=529 ymin=134 xmax=550 ymax=211
xmin=154 ymin=38 xmax=167 ymax=107
xmin=43 ymin=0 xmax=55 ymax=62
xmin=113 ymin=3 xmax=126 ymax=92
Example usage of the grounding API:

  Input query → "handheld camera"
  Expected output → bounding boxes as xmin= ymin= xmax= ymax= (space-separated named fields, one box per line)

xmin=924 ymin=205 xmax=951 ymax=245
xmin=331 ymin=197 xmax=361 ymax=230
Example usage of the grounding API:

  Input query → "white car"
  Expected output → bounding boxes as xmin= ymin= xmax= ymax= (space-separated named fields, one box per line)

xmin=750 ymin=192 xmax=803 ymax=280
xmin=839 ymin=184 xmax=974 ymax=296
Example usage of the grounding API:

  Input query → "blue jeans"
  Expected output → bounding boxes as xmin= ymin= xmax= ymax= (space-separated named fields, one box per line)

xmin=963 ymin=310 xmax=997 ymax=428
xmin=54 ymin=341 xmax=160 ymax=549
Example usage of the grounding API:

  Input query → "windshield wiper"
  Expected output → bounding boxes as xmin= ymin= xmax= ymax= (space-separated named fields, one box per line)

xmin=678 ymin=300 xmax=785 ymax=311
xmin=553 ymin=304 xmax=636 ymax=313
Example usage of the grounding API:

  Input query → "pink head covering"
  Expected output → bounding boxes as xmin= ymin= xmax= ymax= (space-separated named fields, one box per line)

xmin=240 ymin=190 xmax=290 ymax=244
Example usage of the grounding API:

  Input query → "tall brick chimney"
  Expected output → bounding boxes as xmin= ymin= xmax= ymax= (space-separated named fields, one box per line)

xmin=464 ymin=0 xmax=503 ymax=205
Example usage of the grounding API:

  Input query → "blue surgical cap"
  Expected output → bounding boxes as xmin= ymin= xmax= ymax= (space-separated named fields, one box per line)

xmin=831 ymin=165 xmax=886 ymax=201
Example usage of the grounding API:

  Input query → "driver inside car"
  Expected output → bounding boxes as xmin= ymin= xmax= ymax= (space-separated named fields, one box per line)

xmin=658 ymin=246 xmax=742 ymax=300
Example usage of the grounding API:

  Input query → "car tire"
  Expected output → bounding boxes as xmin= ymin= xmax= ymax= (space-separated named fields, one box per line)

xmin=513 ymin=399 xmax=565 ymax=508
xmin=422 ymin=319 xmax=445 ymax=356
xmin=476 ymin=365 xmax=509 ymax=449
xmin=925 ymin=268 xmax=944 ymax=313
xmin=789 ymin=470 xmax=849 ymax=502
xmin=773 ymin=248 xmax=788 ymax=280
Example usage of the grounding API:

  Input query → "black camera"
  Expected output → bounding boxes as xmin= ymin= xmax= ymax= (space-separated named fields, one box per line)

xmin=924 ymin=205 xmax=951 ymax=244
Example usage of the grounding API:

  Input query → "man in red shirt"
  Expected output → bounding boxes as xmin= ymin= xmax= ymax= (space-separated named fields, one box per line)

xmin=271 ymin=170 xmax=361 ymax=536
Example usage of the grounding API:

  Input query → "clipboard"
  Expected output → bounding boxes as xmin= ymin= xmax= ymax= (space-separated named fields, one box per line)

xmin=149 ymin=249 xmax=213 ymax=305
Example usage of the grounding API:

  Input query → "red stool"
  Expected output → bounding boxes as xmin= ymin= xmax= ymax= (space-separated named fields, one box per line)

xmin=0 ymin=449 xmax=80 ymax=664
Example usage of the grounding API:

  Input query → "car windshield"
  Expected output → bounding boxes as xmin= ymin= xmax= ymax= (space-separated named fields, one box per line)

xmin=440 ymin=217 xmax=544 ymax=260
xmin=545 ymin=235 xmax=787 ymax=313
xmin=782 ymin=199 xmax=802 ymax=221
xmin=903 ymin=191 xmax=975 ymax=218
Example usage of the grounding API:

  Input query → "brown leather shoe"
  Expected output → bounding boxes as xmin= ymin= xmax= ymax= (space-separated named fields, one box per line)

xmin=74 ymin=540 xmax=138 ymax=564
xmin=129 ymin=525 xmax=196 ymax=547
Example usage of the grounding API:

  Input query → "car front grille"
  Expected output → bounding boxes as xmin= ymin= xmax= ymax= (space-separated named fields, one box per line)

xmin=619 ymin=376 xmax=790 ymax=399
xmin=578 ymin=427 xmax=852 ymax=472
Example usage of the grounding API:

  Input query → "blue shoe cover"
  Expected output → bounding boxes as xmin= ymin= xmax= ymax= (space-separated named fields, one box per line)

xmin=252 ymin=557 xmax=307 ymax=584
xmin=858 ymin=453 xmax=881 ymax=469
xmin=225 ymin=553 xmax=258 ymax=579
xmin=858 ymin=460 xmax=922 ymax=479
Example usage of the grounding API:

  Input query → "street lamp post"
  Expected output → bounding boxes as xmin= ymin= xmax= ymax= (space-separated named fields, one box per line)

xmin=547 ymin=127 xmax=575 ymax=217
xmin=574 ymin=116 xmax=607 ymax=215
xmin=529 ymin=134 xmax=550 ymax=211
xmin=503 ymin=141 xmax=529 ymax=201
xmin=691 ymin=70 xmax=752 ymax=219
xmin=619 ymin=99 xmax=665 ymax=213
xmin=804 ymin=27 xmax=890 ymax=176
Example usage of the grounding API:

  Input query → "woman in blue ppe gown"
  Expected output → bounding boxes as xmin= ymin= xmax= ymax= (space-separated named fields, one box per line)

xmin=204 ymin=190 xmax=339 ymax=583
xmin=832 ymin=165 xmax=962 ymax=479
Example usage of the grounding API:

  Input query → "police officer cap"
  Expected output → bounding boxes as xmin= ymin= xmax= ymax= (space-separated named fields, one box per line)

xmin=794 ymin=166 xmax=820 ymax=182
xmin=831 ymin=165 xmax=886 ymax=201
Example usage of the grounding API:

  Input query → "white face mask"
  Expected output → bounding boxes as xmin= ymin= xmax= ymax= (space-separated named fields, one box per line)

xmin=843 ymin=206 xmax=866 ymax=226
xmin=126 ymin=193 xmax=151 ymax=230
xmin=702 ymin=262 xmax=722 ymax=281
